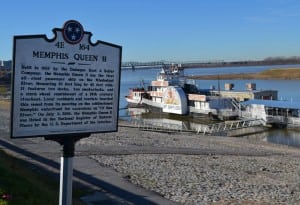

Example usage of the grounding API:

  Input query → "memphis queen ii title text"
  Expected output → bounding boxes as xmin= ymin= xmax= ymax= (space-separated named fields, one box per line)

xmin=33 ymin=51 xmax=100 ymax=62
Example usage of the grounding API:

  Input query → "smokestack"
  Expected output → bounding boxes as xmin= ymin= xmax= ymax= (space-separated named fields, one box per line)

xmin=225 ymin=83 xmax=234 ymax=91
xmin=246 ymin=83 xmax=256 ymax=90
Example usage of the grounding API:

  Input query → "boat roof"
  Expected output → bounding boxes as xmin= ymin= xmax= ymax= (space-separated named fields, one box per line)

xmin=242 ymin=99 xmax=300 ymax=110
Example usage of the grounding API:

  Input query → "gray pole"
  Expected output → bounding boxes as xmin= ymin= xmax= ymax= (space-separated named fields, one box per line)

xmin=59 ymin=137 xmax=76 ymax=205
xmin=45 ymin=135 xmax=89 ymax=205
xmin=59 ymin=156 xmax=73 ymax=205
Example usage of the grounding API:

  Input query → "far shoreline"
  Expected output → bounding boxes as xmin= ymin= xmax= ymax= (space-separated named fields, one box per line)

xmin=188 ymin=67 xmax=300 ymax=80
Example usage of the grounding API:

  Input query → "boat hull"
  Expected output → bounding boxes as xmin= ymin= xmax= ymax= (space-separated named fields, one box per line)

xmin=125 ymin=96 xmax=140 ymax=104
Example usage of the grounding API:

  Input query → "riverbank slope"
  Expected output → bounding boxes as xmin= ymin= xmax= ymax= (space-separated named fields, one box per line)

xmin=1 ymin=99 xmax=300 ymax=204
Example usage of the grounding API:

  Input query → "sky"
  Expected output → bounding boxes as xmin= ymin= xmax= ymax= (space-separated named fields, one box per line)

xmin=1 ymin=0 xmax=300 ymax=62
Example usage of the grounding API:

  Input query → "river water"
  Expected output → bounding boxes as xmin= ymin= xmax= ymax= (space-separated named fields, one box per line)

xmin=120 ymin=64 xmax=300 ymax=148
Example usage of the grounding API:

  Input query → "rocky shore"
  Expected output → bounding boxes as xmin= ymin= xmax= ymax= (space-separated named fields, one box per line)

xmin=78 ymin=122 xmax=300 ymax=205
xmin=1 ymin=99 xmax=300 ymax=204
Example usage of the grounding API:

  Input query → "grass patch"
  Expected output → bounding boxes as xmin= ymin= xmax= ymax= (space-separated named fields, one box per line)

xmin=259 ymin=67 xmax=300 ymax=79
xmin=0 ymin=86 xmax=7 ymax=95
xmin=0 ymin=150 xmax=85 ymax=205
xmin=0 ymin=100 xmax=10 ymax=110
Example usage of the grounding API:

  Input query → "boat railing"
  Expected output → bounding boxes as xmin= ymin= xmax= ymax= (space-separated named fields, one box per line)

xmin=141 ymin=98 xmax=164 ymax=108
xmin=240 ymin=111 xmax=254 ymax=119
xmin=231 ymin=98 xmax=241 ymax=110
xmin=266 ymin=115 xmax=288 ymax=124
xmin=131 ymin=88 xmax=145 ymax=92
xmin=288 ymin=117 xmax=300 ymax=127
xmin=131 ymin=119 xmax=186 ymax=133
xmin=130 ymin=117 xmax=265 ymax=135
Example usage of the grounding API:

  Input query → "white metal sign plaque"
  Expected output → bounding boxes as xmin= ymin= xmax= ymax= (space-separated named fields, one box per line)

xmin=11 ymin=20 xmax=122 ymax=138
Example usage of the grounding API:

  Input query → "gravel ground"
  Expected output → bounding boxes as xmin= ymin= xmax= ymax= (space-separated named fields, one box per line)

xmin=78 ymin=123 xmax=300 ymax=205
xmin=2 ymin=99 xmax=300 ymax=204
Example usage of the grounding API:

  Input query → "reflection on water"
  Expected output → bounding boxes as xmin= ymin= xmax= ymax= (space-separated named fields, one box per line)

xmin=126 ymin=108 xmax=300 ymax=148
xmin=240 ymin=128 xmax=300 ymax=148
xmin=266 ymin=128 xmax=300 ymax=147
xmin=126 ymin=107 xmax=217 ymax=132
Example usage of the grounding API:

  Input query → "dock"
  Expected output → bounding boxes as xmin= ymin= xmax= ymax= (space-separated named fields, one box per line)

xmin=130 ymin=118 xmax=266 ymax=136
xmin=242 ymin=99 xmax=300 ymax=128
xmin=125 ymin=97 xmax=300 ymax=137
xmin=193 ymin=119 xmax=265 ymax=136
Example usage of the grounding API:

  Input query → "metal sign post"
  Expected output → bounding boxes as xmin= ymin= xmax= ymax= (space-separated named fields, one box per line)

xmin=60 ymin=155 xmax=73 ymax=205
xmin=11 ymin=20 xmax=122 ymax=205
xmin=45 ymin=135 xmax=89 ymax=205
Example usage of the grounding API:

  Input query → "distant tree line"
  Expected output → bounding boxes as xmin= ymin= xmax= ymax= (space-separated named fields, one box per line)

xmin=122 ymin=56 xmax=300 ymax=69
xmin=1 ymin=56 xmax=300 ymax=85
xmin=262 ymin=56 xmax=300 ymax=65
xmin=182 ymin=56 xmax=300 ymax=68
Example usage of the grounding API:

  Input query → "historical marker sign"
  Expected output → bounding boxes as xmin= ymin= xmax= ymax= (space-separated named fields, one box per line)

xmin=11 ymin=20 xmax=122 ymax=138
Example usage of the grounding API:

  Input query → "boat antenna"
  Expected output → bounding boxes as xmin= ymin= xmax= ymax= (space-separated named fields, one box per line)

xmin=217 ymin=73 xmax=221 ymax=116
xmin=218 ymin=73 xmax=221 ymax=96
xmin=162 ymin=63 xmax=167 ymax=72
xmin=140 ymin=79 xmax=145 ymax=89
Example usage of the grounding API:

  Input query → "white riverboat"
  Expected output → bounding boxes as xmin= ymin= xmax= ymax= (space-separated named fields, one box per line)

xmin=125 ymin=63 xmax=283 ymax=120
xmin=125 ymin=64 xmax=239 ymax=119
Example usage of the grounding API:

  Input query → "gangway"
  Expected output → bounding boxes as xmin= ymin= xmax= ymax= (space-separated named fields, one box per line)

xmin=131 ymin=119 xmax=188 ymax=133
xmin=130 ymin=118 xmax=265 ymax=136
xmin=195 ymin=119 xmax=265 ymax=136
